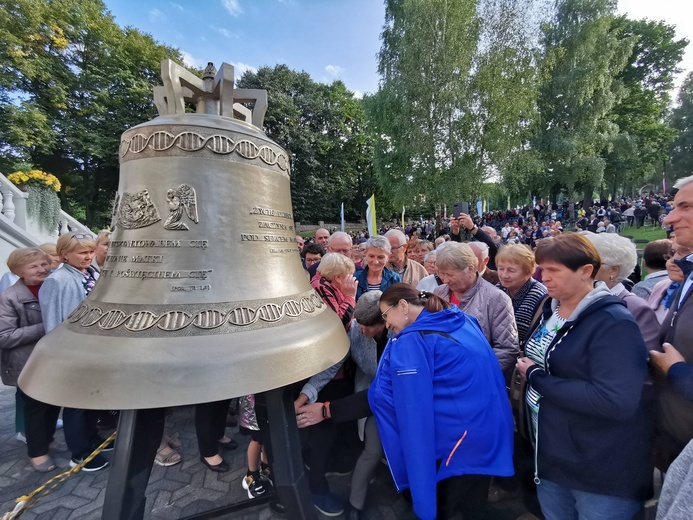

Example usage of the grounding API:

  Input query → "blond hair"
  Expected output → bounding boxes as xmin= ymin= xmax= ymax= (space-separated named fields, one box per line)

xmin=317 ymin=252 xmax=355 ymax=281
xmin=496 ymin=244 xmax=536 ymax=276
xmin=96 ymin=229 xmax=111 ymax=247
xmin=56 ymin=232 xmax=96 ymax=262
xmin=6 ymin=247 xmax=49 ymax=275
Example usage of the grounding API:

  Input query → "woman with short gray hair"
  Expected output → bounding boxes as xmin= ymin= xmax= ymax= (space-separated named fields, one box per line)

xmin=434 ymin=242 xmax=519 ymax=376
xmin=354 ymin=236 xmax=400 ymax=300
xmin=583 ymin=233 xmax=660 ymax=351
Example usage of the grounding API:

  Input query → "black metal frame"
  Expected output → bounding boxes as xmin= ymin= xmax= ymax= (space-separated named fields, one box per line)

xmin=102 ymin=386 xmax=315 ymax=520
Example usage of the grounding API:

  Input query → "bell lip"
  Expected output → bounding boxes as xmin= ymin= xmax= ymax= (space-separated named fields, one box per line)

xmin=128 ymin=113 xmax=270 ymax=142
xmin=18 ymin=310 xmax=350 ymax=410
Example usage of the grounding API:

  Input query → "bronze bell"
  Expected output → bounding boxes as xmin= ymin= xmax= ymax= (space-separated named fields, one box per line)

xmin=19 ymin=60 xmax=350 ymax=409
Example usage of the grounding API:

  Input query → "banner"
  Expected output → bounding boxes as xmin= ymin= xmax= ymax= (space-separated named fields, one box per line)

xmin=444 ymin=203 xmax=447 ymax=219
xmin=663 ymin=171 xmax=667 ymax=193
xmin=340 ymin=202 xmax=345 ymax=232
xmin=401 ymin=206 xmax=405 ymax=228
xmin=366 ymin=195 xmax=377 ymax=237
xmin=476 ymin=197 xmax=483 ymax=217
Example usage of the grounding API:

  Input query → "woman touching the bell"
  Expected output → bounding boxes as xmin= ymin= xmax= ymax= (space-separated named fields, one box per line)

xmin=372 ymin=284 xmax=513 ymax=520
xmin=301 ymin=284 xmax=514 ymax=519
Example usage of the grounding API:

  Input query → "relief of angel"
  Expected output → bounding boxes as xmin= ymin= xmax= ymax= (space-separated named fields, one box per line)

xmin=164 ymin=184 xmax=199 ymax=230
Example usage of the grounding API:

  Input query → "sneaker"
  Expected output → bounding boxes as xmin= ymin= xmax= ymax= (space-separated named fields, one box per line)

xmin=91 ymin=437 xmax=115 ymax=452
xmin=16 ymin=432 xmax=26 ymax=444
xmin=70 ymin=454 xmax=109 ymax=472
xmin=261 ymin=465 xmax=273 ymax=485
xmin=242 ymin=474 xmax=267 ymax=499
xmin=311 ymin=492 xmax=344 ymax=517
xmin=259 ymin=473 xmax=274 ymax=493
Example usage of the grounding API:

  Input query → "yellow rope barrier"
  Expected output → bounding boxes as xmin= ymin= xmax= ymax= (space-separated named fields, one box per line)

xmin=2 ymin=431 xmax=117 ymax=520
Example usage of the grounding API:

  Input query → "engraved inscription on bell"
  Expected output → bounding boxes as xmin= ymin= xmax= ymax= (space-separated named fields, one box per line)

xmin=164 ymin=184 xmax=199 ymax=230
xmin=116 ymin=190 xmax=161 ymax=229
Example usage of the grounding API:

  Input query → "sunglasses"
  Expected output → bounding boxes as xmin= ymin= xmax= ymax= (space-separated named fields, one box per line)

xmin=70 ymin=233 xmax=95 ymax=240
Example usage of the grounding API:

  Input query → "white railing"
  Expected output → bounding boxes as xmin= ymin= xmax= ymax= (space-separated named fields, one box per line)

xmin=0 ymin=171 xmax=92 ymax=243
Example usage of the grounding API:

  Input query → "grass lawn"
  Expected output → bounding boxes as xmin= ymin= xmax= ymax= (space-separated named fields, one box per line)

xmin=620 ymin=224 xmax=667 ymax=243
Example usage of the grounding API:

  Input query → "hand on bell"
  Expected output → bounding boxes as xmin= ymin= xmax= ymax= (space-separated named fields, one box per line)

xmin=296 ymin=403 xmax=324 ymax=428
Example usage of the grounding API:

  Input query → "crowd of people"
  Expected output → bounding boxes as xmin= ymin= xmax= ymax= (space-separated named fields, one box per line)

xmin=289 ymin=184 xmax=691 ymax=519
xmin=0 ymin=179 xmax=691 ymax=520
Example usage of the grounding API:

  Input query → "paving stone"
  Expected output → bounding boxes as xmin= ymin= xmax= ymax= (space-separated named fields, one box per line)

xmin=0 ymin=383 xmax=533 ymax=519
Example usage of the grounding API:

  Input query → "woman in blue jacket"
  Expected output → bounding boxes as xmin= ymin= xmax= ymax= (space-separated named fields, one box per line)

xmin=516 ymin=234 xmax=650 ymax=519
xmin=370 ymin=283 xmax=514 ymax=520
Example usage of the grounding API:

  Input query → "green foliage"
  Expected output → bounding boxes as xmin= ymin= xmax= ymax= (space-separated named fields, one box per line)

xmin=25 ymin=184 xmax=61 ymax=232
xmin=670 ymin=72 xmax=693 ymax=181
xmin=534 ymin=0 xmax=634 ymax=206
xmin=0 ymin=0 xmax=183 ymax=228
xmin=367 ymin=0 xmax=542 ymax=212
xmin=237 ymin=65 xmax=376 ymax=223
xmin=604 ymin=18 xmax=686 ymax=197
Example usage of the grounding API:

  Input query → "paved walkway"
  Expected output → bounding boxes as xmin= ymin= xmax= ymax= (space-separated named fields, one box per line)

xmin=0 ymin=384 xmax=532 ymax=519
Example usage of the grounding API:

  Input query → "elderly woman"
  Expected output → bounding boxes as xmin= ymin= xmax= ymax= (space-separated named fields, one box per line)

xmin=311 ymin=252 xmax=358 ymax=329
xmin=434 ymin=242 xmax=519 ymax=375
xmin=412 ymin=240 xmax=434 ymax=265
xmin=649 ymin=240 xmax=691 ymax=323
xmin=354 ymin=236 xmax=400 ymax=300
xmin=0 ymin=248 xmax=58 ymax=472
xmin=373 ymin=284 xmax=513 ymax=519
xmin=352 ymin=241 xmax=367 ymax=267
xmin=516 ymin=234 xmax=650 ymax=520
xmin=496 ymin=244 xmax=549 ymax=345
xmin=416 ymin=251 xmax=442 ymax=293
xmin=29 ymin=232 xmax=110 ymax=472
xmin=298 ymin=284 xmax=514 ymax=519
xmin=38 ymin=243 xmax=61 ymax=270
xmin=583 ymin=232 xmax=661 ymax=351
xmin=296 ymin=291 xmax=390 ymax=518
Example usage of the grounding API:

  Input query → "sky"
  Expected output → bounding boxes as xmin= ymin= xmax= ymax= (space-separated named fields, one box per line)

xmin=104 ymin=0 xmax=693 ymax=99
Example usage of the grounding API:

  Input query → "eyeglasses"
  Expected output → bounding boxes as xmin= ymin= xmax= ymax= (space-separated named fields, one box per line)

xmin=328 ymin=246 xmax=353 ymax=254
xmin=69 ymin=233 xmax=95 ymax=241
xmin=391 ymin=245 xmax=405 ymax=251
xmin=381 ymin=303 xmax=396 ymax=320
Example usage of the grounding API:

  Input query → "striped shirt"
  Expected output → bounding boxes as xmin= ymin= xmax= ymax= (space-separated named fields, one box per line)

xmin=525 ymin=310 xmax=566 ymax=438
xmin=498 ymin=278 xmax=549 ymax=344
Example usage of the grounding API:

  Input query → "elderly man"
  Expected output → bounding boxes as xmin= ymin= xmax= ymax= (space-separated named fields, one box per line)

xmin=326 ymin=231 xmax=353 ymax=258
xmin=307 ymin=231 xmax=360 ymax=278
xmin=315 ymin=228 xmax=330 ymax=247
xmin=296 ymin=235 xmax=305 ymax=252
xmin=469 ymin=242 xmax=499 ymax=285
xmin=383 ymin=229 xmax=427 ymax=287
xmin=650 ymin=174 xmax=693 ymax=471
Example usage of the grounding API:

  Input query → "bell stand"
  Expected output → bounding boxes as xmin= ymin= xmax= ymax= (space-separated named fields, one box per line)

xmin=102 ymin=386 xmax=316 ymax=520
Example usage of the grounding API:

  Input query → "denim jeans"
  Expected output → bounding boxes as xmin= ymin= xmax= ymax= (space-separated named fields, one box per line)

xmin=537 ymin=478 xmax=643 ymax=520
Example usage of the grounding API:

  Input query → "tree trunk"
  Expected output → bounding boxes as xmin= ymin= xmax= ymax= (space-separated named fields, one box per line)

xmin=582 ymin=185 xmax=593 ymax=209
